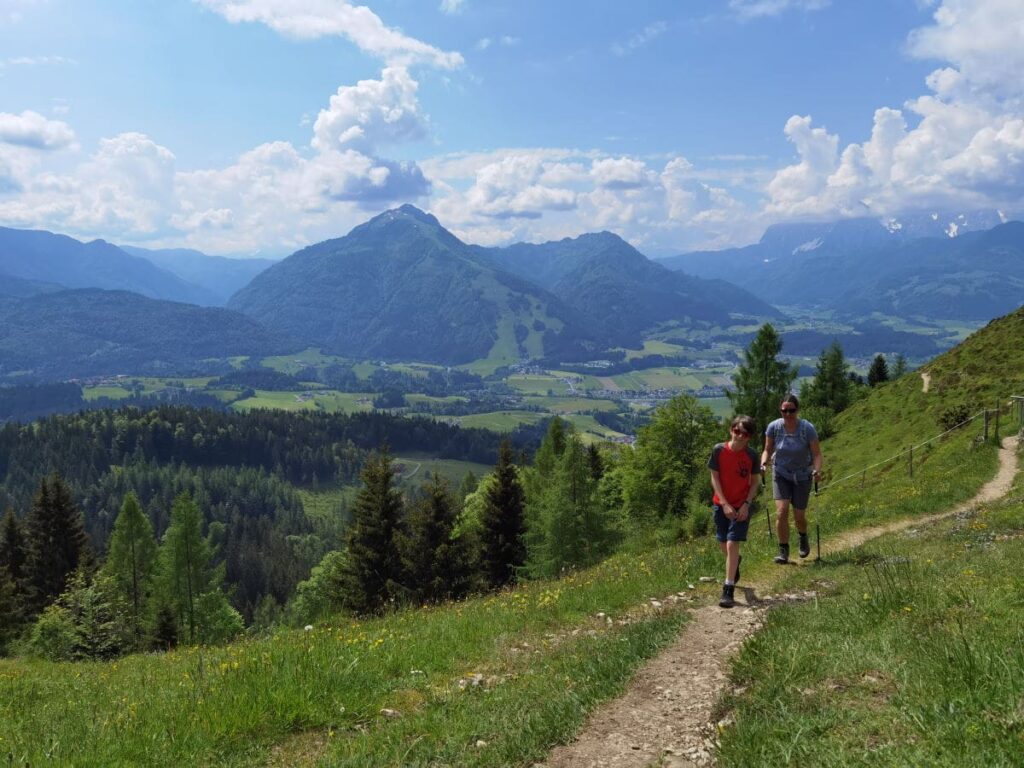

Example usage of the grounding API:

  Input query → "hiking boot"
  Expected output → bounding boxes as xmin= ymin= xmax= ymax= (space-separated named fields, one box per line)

xmin=735 ymin=554 xmax=742 ymax=585
xmin=799 ymin=532 xmax=811 ymax=559
xmin=774 ymin=544 xmax=790 ymax=564
xmin=719 ymin=583 xmax=735 ymax=609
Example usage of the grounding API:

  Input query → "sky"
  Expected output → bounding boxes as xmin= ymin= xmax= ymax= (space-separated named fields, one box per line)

xmin=1 ymin=0 xmax=1022 ymax=257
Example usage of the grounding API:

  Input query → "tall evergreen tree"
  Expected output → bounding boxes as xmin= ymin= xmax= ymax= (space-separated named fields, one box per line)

xmin=157 ymin=493 xmax=215 ymax=643
xmin=398 ymin=476 xmax=470 ymax=604
xmin=102 ymin=492 xmax=157 ymax=644
xmin=336 ymin=448 xmax=405 ymax=614
xmin=24 ymin=475 xmax=92 ymax=612
xmin=802 ymin=341 xmax=852 ymax=412
xmin=0 ymin=507 xmax=29 ymax=646
xmin=728 ymin=323 xmax=797 ymax=440
xmin=526 ymin=435 xmax=619 ymax=577
xmin=868 ymin=354 xmax=890 ymax=386
xmin=587 ymin=443 xmax=604 ymax=481
xmin=892 ymin=353 xmax=908 ymax=378
xmin=480 ymin=439 xmax=526 ymax=589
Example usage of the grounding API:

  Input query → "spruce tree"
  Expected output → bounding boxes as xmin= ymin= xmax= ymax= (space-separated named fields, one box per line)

xmin=102 ymin=492 xmax=157 ymax=644
xmin=398 ymin=476 xmax=470 ymax=604
xmin=480 ymin=439 xmax=526 ymax=589
xmin=728 ymin=323 xmax=797 ymax=439
xmin=867 ymin=354 xmax=890 ymax=386
xmin=337 ymin=449 xmax=405 ymax=614
xmin=0 ymin=508 xmax=29 ymax=642
xmin=892 ymin=353 xmax=908 ymax=378
xmin=24 ymin=475 xmax=92 ymax=612
xmin=802 ymin=341 xmax=852 ymax=412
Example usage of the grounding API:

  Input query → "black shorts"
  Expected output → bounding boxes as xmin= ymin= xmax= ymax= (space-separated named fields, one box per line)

xmin=773 ymin=474 xmax=812 ymax=509
xmin=713 ymin=504 xmax=750 ymax=542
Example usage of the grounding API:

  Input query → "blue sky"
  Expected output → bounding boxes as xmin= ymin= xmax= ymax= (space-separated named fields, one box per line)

xmin=1 ymin=0 xmax=1022 ymax=257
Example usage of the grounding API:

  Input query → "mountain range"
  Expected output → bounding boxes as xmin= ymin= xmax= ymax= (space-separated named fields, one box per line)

xmin=0 ymin=289 xmax=292 ymax=380
xmin=660 ymin=211 xmax=1022 ymax=319
xmin=119 ymin=245 xmax=275 ymax=305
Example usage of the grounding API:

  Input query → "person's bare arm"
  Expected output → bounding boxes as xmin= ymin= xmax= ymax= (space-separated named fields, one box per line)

xmin=760 ymin=434 xmax=775 ymax=471
xmin=710 ymin=469 xmax=735 ymax=518
xmin=810 ymin=439 xmax=823 ymax=478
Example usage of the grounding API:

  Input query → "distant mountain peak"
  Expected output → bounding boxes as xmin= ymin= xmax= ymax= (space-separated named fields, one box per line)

xmin=368 ymin=204 xmax=441 ymax=228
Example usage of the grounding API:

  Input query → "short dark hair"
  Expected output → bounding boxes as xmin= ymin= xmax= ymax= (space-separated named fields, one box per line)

xmin=780 ymin=394 xmax=799 ymax=409
xmin=731 ymin=414 xmax=757 ymax=436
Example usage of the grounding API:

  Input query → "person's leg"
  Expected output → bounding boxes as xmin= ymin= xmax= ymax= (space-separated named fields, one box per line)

xmin=725 ymin=540 xmax=740 ymax=582
xmin=775 ymin=498 xmax=791 ymax=543
xmin=792 ymin=480 xmax=812 ymax=557
xmin=719 ymin=540 xmax=729 ymax=579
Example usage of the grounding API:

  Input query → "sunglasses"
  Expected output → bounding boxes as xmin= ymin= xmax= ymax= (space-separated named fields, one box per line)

xmin=780 ymin=408 xmax=797 ymax=414
xmin=730 ymin=426 xmax=751 ymax=437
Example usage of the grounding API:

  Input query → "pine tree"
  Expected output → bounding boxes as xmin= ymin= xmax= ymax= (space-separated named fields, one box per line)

xmin=398 ymin=476 xmax=470 ymax=604
xmin=156 ymin=492 xmax=215 ymax=643
xmin=480 ymin=439 xmax=526 ymax=589
xmin=728 ymin=323 xmax=797 ymax=439
xmin=892 ymin=354 xmax=908 ymax=378
xmin=102 ymin=492 xmax=157 ymax=645
xmin=802 ymin=341 xmax=852 ymax=413
xmin=867 ymin=354 xmax=889 ymax=386
xmin=24 ymin=475 xmax=92 ymax=612
xmin=587 ymin=443 xmax=604 ymax=481
xmin=0 ymin=508 xmax=29 ymax=643
xmin=336 ymin=449 xmax=405 ymax=614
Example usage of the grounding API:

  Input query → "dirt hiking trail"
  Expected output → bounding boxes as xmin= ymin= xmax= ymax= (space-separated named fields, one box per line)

xmin=541 ymin=436 xmax=1018 ymax=768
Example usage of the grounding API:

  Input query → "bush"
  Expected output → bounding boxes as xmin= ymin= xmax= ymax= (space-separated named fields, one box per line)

xmin=26 ymin=605 xmax=77 ymax=661
xmin=801 ymin=405 xmax=836 ymax=440
xmin=938 ymin=404 xmax=972 ymax=432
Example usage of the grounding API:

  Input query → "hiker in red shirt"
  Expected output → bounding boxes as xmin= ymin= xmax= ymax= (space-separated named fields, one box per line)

xmin=708 ymin=415 xmax=761 ymax=608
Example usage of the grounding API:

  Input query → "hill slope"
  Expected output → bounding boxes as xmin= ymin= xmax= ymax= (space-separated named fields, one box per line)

xmin=121 ymin=245 xmax=275 ymax=305
xmin=479 ymin=232 xmax=781 ymax=346
xmin=229 ymin=205 xmax=599 ymax=365
xmin=0 ymin=289 xmax=294 ymax=379
xmin=0 ymin=226 xmax=214 ymax=305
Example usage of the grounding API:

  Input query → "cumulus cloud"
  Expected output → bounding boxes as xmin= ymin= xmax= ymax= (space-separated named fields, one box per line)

xmin=439 ymin=0 xmax=465 ymax=14
xmin=0 ymin=110 xmax=75 ymax=150
xmin=312 ymin=66 xmax=425 ymax=153
xmin=591 ymin=157 xmax=653 ymax=190
xmin=196 ymin=0 xmax=463 ymax=69
xmin=766 ymin=0 xmax=1024 ymax=220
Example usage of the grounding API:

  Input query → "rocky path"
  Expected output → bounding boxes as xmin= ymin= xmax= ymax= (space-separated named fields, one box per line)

xmin=541 ymin=436 xmax=1018 ymax=768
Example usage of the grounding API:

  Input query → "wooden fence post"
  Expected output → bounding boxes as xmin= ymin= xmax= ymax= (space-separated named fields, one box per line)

xmin=983 ymin=410 xmax=989 ymax=441
xmin=995 ymin=401 xmax=1000 ymax=442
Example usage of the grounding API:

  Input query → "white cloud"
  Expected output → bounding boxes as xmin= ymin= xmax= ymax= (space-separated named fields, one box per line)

xmin=728 ymin=0 xmax=830 ymax=20
xmin=610 ymin=21 xmax=667 ymax=57
xmin=591 ymin=157 xmax=653 ymax=190
xmin=439 ymin=0 xmax=465 ymax=14
xmin=3 ymin=55 xmax=76 ymax=67
xmin=474 ymin=37 xmax=491 ymax=50
xmin=765 ymin=0 xmax=1024 ymax=220
xmin=196 ymin=0 xmax=464 ymax=69
xmin=312 ymin=66 xmax=425 ymax=153
xmin=0 ymin=110 xmax=75 ymax=150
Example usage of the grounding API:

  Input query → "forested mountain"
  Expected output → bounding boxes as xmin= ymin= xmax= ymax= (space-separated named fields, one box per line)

xmin=659 ymin=211 xmax=1017 ymax=319
xmin=121 ymin=245 xmax=275 ymax=305
xmin=0 ymin=406 xmax=533 ymax=619
xmin=0 ymin=289 xmax=295 ymax=380
xmin=229 ymin=205 xmax=600 ymax=363
xmin=0 ymin=272 xmax=64 ymax=298
xmin=477 ymin=231 xmax=781 ymax=346
xmin=0 ymin=226 xmax=215 ymax=305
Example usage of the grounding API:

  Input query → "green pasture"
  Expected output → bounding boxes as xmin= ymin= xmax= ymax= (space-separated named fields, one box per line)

xmin=522 ymin=396 xmax=619 ymax=414
xmin=449 ymin=410 xmax=549 ymax=432
xmin=262 ymin=348 xmax=342 ymax=374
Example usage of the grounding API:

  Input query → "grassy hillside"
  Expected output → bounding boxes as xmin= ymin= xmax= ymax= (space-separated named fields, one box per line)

xmin=3 ymin=308 xmax=1022 ymax=765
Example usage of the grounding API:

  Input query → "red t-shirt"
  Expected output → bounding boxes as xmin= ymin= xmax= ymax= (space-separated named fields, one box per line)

xmin=707 ymin=442 xmax=760 ymax=507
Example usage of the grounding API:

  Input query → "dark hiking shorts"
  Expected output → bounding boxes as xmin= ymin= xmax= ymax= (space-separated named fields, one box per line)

xmin=773 ymin=473 xmax=812 ymax=510
xmin=713 ymin=504 xmax=750 ymax=542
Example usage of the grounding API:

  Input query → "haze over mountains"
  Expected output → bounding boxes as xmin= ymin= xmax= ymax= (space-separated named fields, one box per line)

xmin=660 ymin=210 xmax=1022 ymax=320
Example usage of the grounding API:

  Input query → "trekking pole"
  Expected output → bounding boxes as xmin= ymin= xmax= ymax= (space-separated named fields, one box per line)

xmin=814 ymin=476 xmax=821 ymax=562
xmin=761 ymin=466 xmax=772 ymax=540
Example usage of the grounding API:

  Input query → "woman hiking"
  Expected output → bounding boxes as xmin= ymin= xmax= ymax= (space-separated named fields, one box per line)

xmin=761 ymin=394 xmax=823 ymax=564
